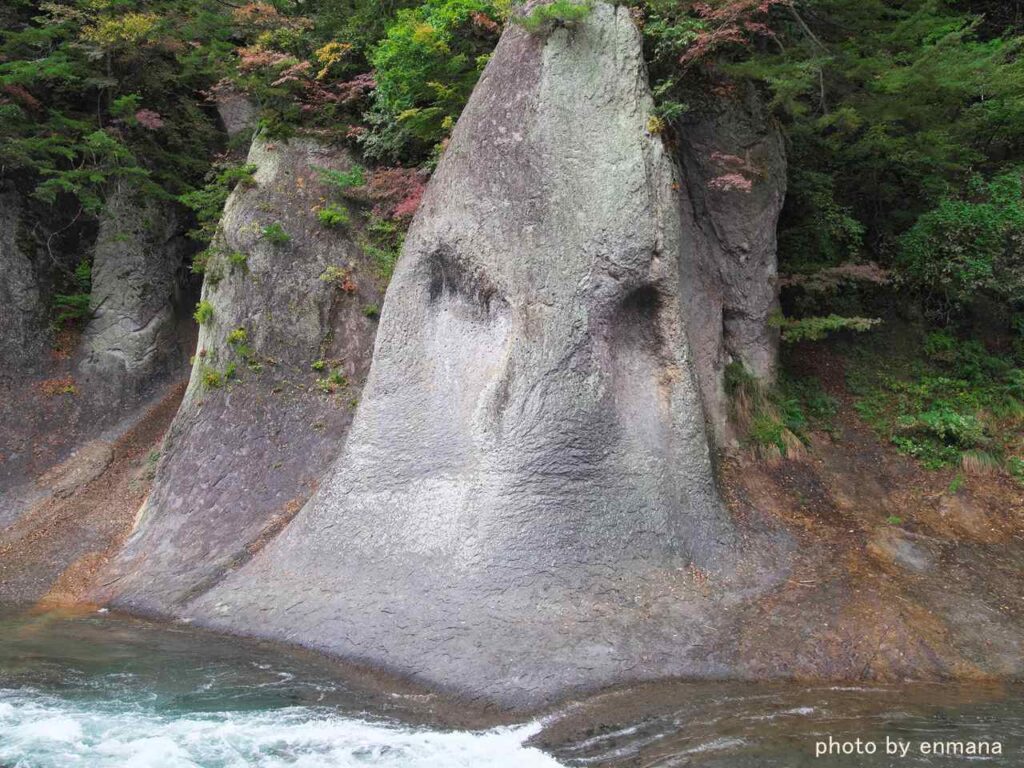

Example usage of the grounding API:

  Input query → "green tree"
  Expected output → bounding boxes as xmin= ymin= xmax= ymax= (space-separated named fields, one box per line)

xmin=365 ymin=0 xmax=503 ymax=161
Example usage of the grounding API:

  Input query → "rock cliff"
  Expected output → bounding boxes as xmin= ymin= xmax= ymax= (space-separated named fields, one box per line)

xmin=100 ymin=136 xmax=383 ymax=613
xmin=3 ymin=0 xmax=1017 ymax=714
xmin=0 ymin=187 xmax=49 ymax=379
xmin=676 ymin=87 xmax=787 ymax=443
xmin=77 ymin=183 xmax=196 ymax=410
xmin=179 ymin=3 xmax=786 ymax=707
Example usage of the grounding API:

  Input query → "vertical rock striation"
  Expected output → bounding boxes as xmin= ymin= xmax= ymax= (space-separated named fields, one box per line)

xmin=0 ymin=187 xmax=48 ymax=379
xmin=675 ymin=88 xmax=787 ymax=443
xmin=181 ymin=3 xmax=784 ymax=707
xmin=100 ymin=136 xmax=383 ymax=613
xmin=77 ymin=184 xmax=196 ymax=410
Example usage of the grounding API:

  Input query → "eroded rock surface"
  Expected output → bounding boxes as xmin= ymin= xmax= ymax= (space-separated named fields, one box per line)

xmin=213 ymin=87 xmax=258 ymax=141
xmin=0 ymin=386 xmax=184 ymax=607
xmin=184 ymin=4 xmax=786 ymax=708
xmin=676 ymin=87 xmax=787 ymax=443
xmin=0 ymin=187 xmax=48 ymax=378
xmin=77 ymin=184 xmax=196 ymax=410
xmin=100 ymin=136 xmax=383 ymax=613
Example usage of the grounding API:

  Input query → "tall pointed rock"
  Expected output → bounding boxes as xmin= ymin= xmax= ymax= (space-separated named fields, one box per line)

xmin=182 ymin=2 xmax=784 ymax=706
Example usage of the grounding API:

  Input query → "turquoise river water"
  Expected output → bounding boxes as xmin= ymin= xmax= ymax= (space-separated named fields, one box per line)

xmin=0 ymin=608 xmax=1021 ymax=767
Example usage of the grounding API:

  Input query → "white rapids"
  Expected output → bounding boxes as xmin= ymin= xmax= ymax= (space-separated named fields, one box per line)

xmin=0 ymin=688 xmax=565 ymax=768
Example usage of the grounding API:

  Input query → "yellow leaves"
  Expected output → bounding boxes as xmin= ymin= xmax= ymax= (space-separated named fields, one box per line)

xmin=39 ymin=2 xmax=87 ymax=25
xmin=646 ymin=115 xmax=666 ymax=135
xmin=425 ymin=80 xmax=456 ymax=100
xmin=81 ymin=12 xmax=158 ymax=47
xmin=314 ymin=41 xmax=353 ymax=80
xmin=411 ymin=22 xmax=438 ymax=46
xmin=315 ymin=41 xmax=352 ymax=62
xmin=491 ymin=0 xmax=514 ymax=23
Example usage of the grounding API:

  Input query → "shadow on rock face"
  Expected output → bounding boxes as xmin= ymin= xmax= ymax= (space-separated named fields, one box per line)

xmin=187 ymin=2 xmax=791 ymax=708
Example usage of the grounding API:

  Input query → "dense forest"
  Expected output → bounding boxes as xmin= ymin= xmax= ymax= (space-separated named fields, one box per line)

xmin=2 ymin=0 xmax=1024 ymax=480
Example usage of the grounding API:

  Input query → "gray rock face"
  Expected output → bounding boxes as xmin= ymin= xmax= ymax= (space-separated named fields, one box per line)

xmin=676 ymin=88 xmax=787 ymax=442
xmin=0 ymin=189 xmax=47 ymax=378
xmin=102 ymin=136 xmax=383 ymax=613
xmin=185 ymin=5 xmax=782 ymax=708
xmin=213 ymin=88 xmax=258 ymax=140
xmin=77 ymin=184 xmax=195 ymax=409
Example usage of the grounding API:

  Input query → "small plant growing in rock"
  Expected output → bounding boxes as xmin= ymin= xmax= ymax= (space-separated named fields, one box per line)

xmin=203 ymin=368 xmax=224 ymax=389
xmin=261 ymin=222 xmax=291 ymax=245
xmin=514 ymin=0 xmax=592 ymax=34
xmin=179 ymin=162 xmax=258 ymax=245
xmin=140 ymin=449 xmax=162 ymax=482
xmin=650 ymin=81 xmax=687 ymax=124
xmin=646 ymin=115 xmax=666 ymax=135
xmin=317 ymin=203 xmax=351 ymax=228
xmin=361 ymin=216 xmax=404 ymax=279
xmin=227 ymin=250 xmax=249 ymax=269
xmin=40 ymin=375 xmax=77 ymax=397
xmin=316 ymin=369 xmax=348 ymax=393
xmin=362 ymin=303 xmax=381 ymax=319
xmin=205 ymin=259 xmax=226 ymax=287
xmin=320 ymin=265 xmax=358 ymax=293
xmin=226 ymin=328 xmax=256 ymax=364
xmin=194 ymin=300 xmax=214 ymax=325
xmin=316 ymin=165 xmax=366 ymax=195
xmin=191 ymin=248 xmax=213 ymax=275
xmin=311 ymin=359 xmax=327 ymax=372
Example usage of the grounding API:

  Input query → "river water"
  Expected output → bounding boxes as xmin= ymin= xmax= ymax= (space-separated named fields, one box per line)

xmin=0 ymin=609 xmax=1020 ymax=767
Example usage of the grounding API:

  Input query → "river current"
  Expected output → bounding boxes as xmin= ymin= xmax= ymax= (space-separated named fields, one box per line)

xmin=0 ymin=609 xmax=1020 ymax=767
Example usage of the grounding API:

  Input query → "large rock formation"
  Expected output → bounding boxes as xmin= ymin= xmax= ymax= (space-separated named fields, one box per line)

xmin=181 ymin=4 xmax=786 ymax=707
xmin=100 ymin=136 xmax=383 ymax=613
xmin=0 ymin=183 xmax=195 ymax=593
xmin=676 ymin=88 xmax=787 ymax=443
xmin=0 ymin=186 xmax=48 ymax=379
xmin=77 ymin=184 xmax=196 ymax=410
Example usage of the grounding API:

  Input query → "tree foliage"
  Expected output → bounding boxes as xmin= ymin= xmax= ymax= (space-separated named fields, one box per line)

xmin=638 ymin=0 xmax=1024 ymax=332
xmin=0 ymin=0 xmax=232 ymax=214
xmin=366 ymin=0 xmax=503 ymax=160
xmin=898 ymin=169 xmax=1024 ymax=313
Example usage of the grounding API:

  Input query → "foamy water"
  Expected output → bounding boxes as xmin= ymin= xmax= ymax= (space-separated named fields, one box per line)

xmin=0 ymin=688 xmax=564 ymax=768
xmin=2 ymin=610 xmax=1022 ymax=767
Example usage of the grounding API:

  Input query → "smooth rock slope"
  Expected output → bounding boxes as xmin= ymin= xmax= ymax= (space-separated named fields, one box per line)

xmin=185 ymin=3 xmax=784 ymax=707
